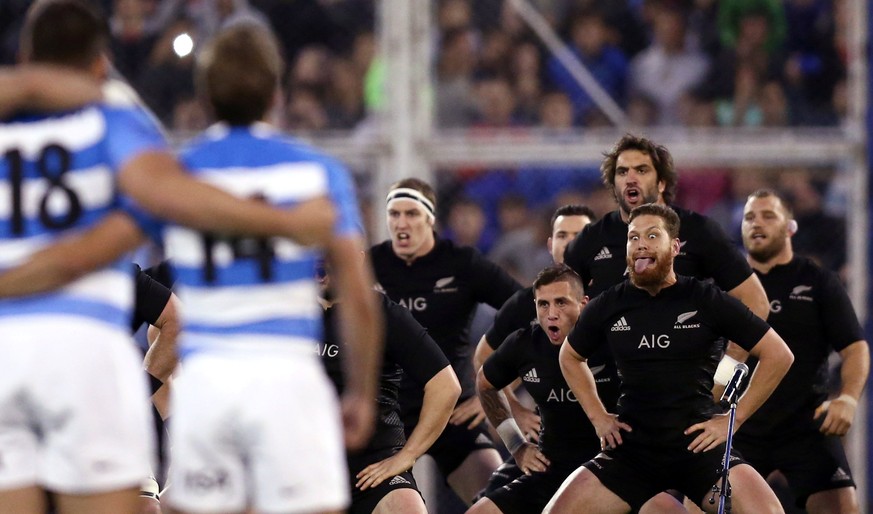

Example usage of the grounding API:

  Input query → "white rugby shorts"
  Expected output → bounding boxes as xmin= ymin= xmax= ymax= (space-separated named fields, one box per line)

xmin=0 ymin=316 xmax=155 ymax=493
xmin=164 ymin=348 xmax=348 ymax=513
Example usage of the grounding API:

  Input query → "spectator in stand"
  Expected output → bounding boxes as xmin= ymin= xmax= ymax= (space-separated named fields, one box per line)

xmin=545 ymin=7 xmax=628 ymax=126
xmin=511 ymin=40 xmax=545 ymax=124
xmin=488 ymin=197 xmax=553 ymax=284
xmin=698 ymin=5 xmax=786 ymax=117
xmin=135 ymin=16 xmax=197 ymax=125
xmin=781 ymin=0 xmax=844 ymax=125
xmin=778 ymin=168 xmax=847 ymax=274
xmin=436 ymin=26 xmax=479 ymax=128
xmin=108 ymin=0 xmax=161 ymax=84
xmin=285 ymin=86 xmax=330 ymax=133
xmin=719 ymin=0 xmax=787 ymax=54
xmin=706 ymin=166 xmax=777 ymax=245
xmin=326 ymin=57 xmax=366 ymax=129
xmin=444 ymin=197 xmax=495 ymax=255
xmin=629 ymin=2 xmax=710 ymax=126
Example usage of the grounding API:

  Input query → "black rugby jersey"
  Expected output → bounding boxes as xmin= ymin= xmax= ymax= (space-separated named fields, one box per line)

xmin=321 ymin=292 xmax=450 ymax=454
xmin=483 ymin=325 xmax=601 ymax=463
xmin=485 ymin=285 xmax=620 ymax=408
xmin=485 ymin=286 xmax=536 ymax=350
xmin=568 ymin=276 xmax=769 ymax=446
xmin=563 ymin=206 xmax=753 ymax=299
xmin=130 ymin=263 xmax=172 ymax=333
xmin=370 ymin=238 xmax=522 ymax=421
xmin=739 ymin=257 xmax=863 ymax=438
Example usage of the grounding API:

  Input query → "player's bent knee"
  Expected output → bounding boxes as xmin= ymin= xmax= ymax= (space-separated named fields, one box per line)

xmin=372 ymin=488 xmax=427 ymax=514
xmin=806 ymin=487 xmax=859 ymax=514
xmin=721 ymin=464 xmax=784 ymax=514
xmin=464 ymin=497 xmax=503 ymax=514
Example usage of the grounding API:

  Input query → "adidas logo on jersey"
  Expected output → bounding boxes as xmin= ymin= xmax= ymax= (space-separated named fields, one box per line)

xmin=831 ymin=467 xmax=851 ymax=482
xmin=594 ymin=247 xmax=612 ymax=261
xmin=611 ymin=317 xmax=631 ymax=331
xmin=388 ymin=475 xmax=411 ymax=486
xmin=522 ymin=368 xmax=541 ymax=383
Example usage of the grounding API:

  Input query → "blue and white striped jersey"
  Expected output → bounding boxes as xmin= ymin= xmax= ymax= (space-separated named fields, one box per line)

xmin=0 ymin=104 xmax=166 ymax=330
xmin=165 ymin=123 xmax=363 ymax=356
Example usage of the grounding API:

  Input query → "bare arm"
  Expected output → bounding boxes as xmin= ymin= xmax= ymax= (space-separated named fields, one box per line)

xmin=473 ymin=334 xmax=494 ymax=372
xmin=473 ymin=334 xmax=540 ymax=437
xmin=0 ymin=65 xmax=101 ymax=117
xmin=356 ymin=366 xmax=460 ymax=490
xmin=712 ymin=273 xmax=770 ymax=397
xmin=734 ymin=329 xmax=793 ymax=426
xmin=687 ymin=328 xmax=793 ymax=452
xmin=814 ymin=340 xmax=870 ymax=436
xmin=117 ymin=151 xmax=336 ymax=246
xmin=143 ymin=293 xmax=182 ymax=383
xmin=326 ymin=235 xmax=384 ymax=450
xmin=559 ymin=342 xmax=631 ymax=449
xmin=477 ymin=368 xmax=549 ymax=475
xmin=0 ymin=212 xmax=144 ymax=298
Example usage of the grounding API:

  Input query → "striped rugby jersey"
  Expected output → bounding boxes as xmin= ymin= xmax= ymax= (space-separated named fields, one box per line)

xmin=165 ymin=122 xmax=362 ymax=356
xmin=0 ymin=104 xmax=166 ymax=331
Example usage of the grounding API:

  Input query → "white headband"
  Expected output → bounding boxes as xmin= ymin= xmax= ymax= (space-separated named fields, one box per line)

xmin=386 ymin=188 xmax=436 ymax=222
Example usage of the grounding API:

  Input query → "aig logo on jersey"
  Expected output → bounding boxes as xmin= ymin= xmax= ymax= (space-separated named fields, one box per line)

xmin=547 ymin=387 xmax=578 ymax=403
xmin=315 ymin=343 xmax=339 ymax=358
xmin=639 ymin=335 xmax=670 ymax=349
xmin=398 ymin=297 xmax=427 ymax=311
xmin=673 ymin=310 xmax=700 ymax=329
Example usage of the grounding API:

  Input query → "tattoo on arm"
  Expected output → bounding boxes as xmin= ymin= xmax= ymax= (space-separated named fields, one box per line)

xmin=480 ymin=387 xmax=511 ymax=427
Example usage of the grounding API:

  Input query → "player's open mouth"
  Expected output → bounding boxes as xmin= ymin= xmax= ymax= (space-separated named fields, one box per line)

xmin=750 ymin=232 xmax=766 ymax=240
xmin=397 ymin=233 xmax=410 ymax=241
xmin=634 ymin=257 xmax=655 ymax=273
xmin=547 ymin=325 xmax=561 ymax=339
xmin=625 ymin=188 xmax=640 ymax=201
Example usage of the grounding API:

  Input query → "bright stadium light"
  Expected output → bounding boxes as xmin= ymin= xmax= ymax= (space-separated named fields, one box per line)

xmin=173 ymin=33 xmax=194 ymax=58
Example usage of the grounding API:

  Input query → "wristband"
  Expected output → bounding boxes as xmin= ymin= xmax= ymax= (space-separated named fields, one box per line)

xmin=834 ymin=394 xmax=858 ymax=408
xmin=496 ymin=419 xmax=526 ymax=454
xmin=714 ymin=355 xmax=740 ymax=386
xmin=140 ymin=475 xmax=160 ymax=500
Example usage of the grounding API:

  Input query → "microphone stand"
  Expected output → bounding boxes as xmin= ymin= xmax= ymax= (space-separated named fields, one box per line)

xmin=715 ymin=395 xmax=738 ymax=514
xmin=710 ymin=362 xmax=748 ymax=514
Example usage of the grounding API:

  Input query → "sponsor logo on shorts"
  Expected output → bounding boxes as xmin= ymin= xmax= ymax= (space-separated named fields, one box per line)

xmin=611 ymin=317 xmax=631 ymax=331
xmin=185 ymin=469 xmax=230 ymax=492
xmin=389 ymin=475 xmax=411 ymax=486
xmin=475 ymin=433 xmax=492 ymax=446
xmin=92 ymin=459 xmax=115 ymax=473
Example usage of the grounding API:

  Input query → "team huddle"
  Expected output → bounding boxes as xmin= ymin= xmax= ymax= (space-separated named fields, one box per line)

xmin=0 ymin=1 xmax=869 ymax=514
